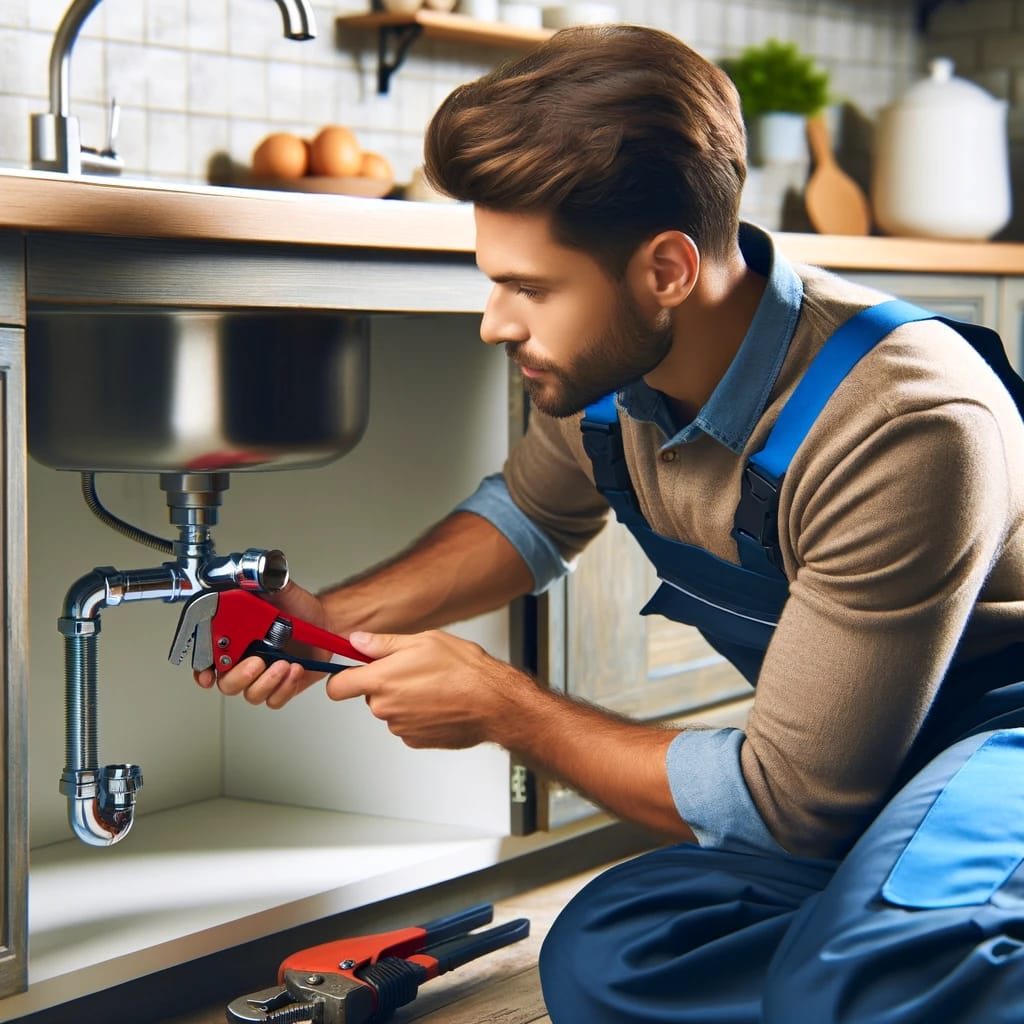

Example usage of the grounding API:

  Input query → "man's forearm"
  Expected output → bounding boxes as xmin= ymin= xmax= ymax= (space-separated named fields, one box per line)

xmin=497 ymin=676 xmax=696 ymax=841
xmin=319 ymin=511 xmax=535 ymax=634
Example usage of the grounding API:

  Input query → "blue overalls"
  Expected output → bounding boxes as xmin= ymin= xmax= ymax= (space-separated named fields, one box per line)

xmin=538 ymin=301 xmax=1024 ymax=1023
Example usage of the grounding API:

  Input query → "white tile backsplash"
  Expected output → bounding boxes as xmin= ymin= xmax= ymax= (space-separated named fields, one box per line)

xmin=187 ymin=50 xmax=231 ymax=115
xmin=0 ymin=0 xmax=930 ymax=200
xmin=187 ymin=0 xmax=229 ymax=52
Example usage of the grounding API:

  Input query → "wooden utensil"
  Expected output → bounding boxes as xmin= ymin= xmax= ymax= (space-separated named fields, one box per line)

xmin=804 ymin=114 xmax=871 ymax=236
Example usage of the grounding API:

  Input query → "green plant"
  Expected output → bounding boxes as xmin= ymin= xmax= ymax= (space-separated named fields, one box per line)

xmin=721 ymin=39 xmax=830 ymax=118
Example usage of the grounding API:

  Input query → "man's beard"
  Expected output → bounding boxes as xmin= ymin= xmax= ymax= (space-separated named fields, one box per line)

xmin=507 ymin=289 xmax=674 ymax=418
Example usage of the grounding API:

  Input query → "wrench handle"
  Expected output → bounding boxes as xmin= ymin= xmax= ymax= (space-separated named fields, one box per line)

xmin=286 ymin=614 xmax=371 ymax=664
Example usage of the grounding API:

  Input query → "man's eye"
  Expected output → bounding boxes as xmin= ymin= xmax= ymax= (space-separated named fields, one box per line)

xmin=517 ymin=286 xmax=543 ymax=300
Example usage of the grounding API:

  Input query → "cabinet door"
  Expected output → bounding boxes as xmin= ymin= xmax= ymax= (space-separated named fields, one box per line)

xmin=535 ymin=519 xmax=751 ymax=829
xmin=997 ymin=277 xmax=1024 ymax=372
xmin=838 ymin=271 xmax=1000 ymax=328
xmin=0 ymin=325 xmax=27 ymax=999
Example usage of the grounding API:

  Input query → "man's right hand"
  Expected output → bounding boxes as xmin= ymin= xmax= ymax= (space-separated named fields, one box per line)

xmin=193 ymin=580 xmax=335 ymax=709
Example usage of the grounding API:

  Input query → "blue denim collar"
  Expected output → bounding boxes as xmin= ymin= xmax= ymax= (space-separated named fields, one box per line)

xmin=617 ymin=222 xmax=804 ymax=453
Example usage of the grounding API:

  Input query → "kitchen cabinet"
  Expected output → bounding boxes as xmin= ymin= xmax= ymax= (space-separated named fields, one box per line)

xmin=0 ymin=197 xmax=602 ymax=1017
xmin=4 ymin=171 xmax=1024 ymax=1016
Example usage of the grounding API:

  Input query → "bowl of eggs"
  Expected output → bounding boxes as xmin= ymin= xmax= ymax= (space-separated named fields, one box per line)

xmin=248 ymin=125 xmax=395 ymax=197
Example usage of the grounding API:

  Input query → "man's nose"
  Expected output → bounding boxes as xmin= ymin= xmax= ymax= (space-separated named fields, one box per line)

xmin=480 ymin=289 xmax=528 ymax=347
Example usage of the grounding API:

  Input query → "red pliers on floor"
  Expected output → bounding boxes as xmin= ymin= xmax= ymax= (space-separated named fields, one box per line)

xmin=168 ymin=588 xmax=371 ymax=676
xmin=225 ymin=903 xmax=530 ymax=1023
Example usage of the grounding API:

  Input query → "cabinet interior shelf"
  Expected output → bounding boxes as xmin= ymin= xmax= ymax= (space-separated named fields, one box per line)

xmin=336 ymin=10 xmax=554 ymax=93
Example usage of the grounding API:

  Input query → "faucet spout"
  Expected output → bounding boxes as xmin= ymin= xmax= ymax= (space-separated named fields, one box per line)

xmin=274 ymin=0 xmax=317 ymax=40
xmin=47 ymin=0 xmax=101 ymax=119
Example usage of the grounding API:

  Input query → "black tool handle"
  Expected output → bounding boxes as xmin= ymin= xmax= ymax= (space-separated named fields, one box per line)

xmin=418 ymin=903 xmax=494 ymax=944
xmin=422 ymin=918 xmax=531 ymax=975
xmin=357 ymin=957 xmax=428 ymax=1021
xmin=246 ymin=642 xmax=350 ymax=676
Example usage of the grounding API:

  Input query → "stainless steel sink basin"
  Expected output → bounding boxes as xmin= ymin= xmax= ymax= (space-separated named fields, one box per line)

xmin=27 ymin=307 xmax=370 ymax=473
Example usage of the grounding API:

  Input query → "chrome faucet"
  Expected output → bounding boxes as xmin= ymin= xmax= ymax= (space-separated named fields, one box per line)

xmin=30 ymin=0 xmax=317 ymax=176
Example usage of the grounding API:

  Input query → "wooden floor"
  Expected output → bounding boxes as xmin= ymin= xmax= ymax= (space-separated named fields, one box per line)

xmin=131 ymin=824 xmax=657 ymax=1024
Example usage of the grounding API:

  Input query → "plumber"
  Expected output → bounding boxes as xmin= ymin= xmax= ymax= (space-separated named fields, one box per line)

xmin=201 ymin=25 xmax=1024 ymax=1023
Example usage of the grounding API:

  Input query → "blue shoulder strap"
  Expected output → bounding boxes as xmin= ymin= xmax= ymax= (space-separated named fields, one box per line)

xmin=734 ymin=299 xmax=937 ymax=574
xmin=734 ymin=298 xmax=1024 ymax=575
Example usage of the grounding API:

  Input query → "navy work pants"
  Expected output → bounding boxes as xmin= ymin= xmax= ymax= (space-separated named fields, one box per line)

xmin=539 ymin=727 xmax=1024 ymax=1023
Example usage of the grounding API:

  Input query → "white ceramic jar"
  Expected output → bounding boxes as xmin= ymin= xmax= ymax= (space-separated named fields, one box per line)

xmin=871 ymin=58 xmax=1011 ymax=240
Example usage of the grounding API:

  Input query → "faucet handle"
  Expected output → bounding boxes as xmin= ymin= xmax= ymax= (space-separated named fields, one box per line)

xmin=104 ymin=96 xmax=120 ymax=156
xmin=79 ymin=96 xmax=123 ymax=175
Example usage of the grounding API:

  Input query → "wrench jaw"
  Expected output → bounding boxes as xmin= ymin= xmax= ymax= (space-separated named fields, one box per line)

xmin=167 ymin=591 xmax=220 ymax=671
xmin=225 ymin=985 xmax=316 ymax=1022
xmin=225 ymin=972 xmax=370 ymax=1024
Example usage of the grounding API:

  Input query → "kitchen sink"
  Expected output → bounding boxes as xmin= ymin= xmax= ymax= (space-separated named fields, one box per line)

xmin=27 ymin=307 xmax=370 ymax=473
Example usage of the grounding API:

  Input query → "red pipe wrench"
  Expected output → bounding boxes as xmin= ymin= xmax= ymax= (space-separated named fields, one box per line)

xmin=225 ymin=903 xmax=529 ymax=1023
xmin=168 ymin=589 xmax=371 ymax=675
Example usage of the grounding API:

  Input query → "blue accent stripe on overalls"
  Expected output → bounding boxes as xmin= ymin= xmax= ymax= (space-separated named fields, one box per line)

xmin=882 ymin=729 xmax=1024 ymax=908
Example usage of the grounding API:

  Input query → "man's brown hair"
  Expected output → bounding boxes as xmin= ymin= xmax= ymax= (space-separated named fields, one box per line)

xmin=424 ymin=24 xmax=747 ymax=275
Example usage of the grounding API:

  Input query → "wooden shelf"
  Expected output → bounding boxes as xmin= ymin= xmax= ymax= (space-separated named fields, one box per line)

xmin=336 ymin=10 xmax=553 ymax=92
xmin=337 ymin=9 xmax=554 ymax=46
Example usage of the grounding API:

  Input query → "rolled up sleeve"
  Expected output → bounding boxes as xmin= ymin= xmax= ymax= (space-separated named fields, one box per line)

xmin=667 ymin=728 xmax=786 ymax=855
xmin=454 ymin=473 xmax=572 ymax=594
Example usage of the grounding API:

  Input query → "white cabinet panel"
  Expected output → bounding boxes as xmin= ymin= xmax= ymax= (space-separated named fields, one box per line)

xmin=998 ymin=277 xmax=1024 ymax=372
xmin=839 ymin=271 xmax=1000 ymax=328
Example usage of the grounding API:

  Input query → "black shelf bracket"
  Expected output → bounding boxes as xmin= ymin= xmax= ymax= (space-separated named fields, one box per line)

xmin=916 ymin=0 xmax=967 ymax=31
xmin=377 ymin=23 xmax=423 ymax=94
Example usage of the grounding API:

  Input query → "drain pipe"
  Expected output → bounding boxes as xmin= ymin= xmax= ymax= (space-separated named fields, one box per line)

xmin=58 ymin=550 xmax=288 ymax=846
xmin=58 ymin=472 xmax=291 ymax=846
xmin=58 ymin=564 xmax=192 ymax=846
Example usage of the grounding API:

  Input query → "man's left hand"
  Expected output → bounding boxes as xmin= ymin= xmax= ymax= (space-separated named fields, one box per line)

xmin=327 ymin=630 xmax=526 ymax=749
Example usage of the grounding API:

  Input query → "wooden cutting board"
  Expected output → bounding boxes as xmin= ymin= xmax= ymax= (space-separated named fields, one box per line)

xmin=804 ymin=114 xmax=871 ymax=236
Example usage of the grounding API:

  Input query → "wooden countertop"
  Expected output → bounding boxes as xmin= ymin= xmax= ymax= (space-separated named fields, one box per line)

xmin=3 ymin=168 xmax=1024 ymax=274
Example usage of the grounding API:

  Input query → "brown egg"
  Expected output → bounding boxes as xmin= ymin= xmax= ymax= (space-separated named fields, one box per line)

xmin=251 ymin=132 xmax=309 ymax=179
xmin=358 ymin=151 xmax=394 ymax=182
xmin=309 ymin=125 xmax=362 ymax=178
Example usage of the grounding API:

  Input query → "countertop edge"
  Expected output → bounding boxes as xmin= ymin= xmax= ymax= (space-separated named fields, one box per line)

xmin=0 ymin=171 xmax=479 ymax=253
xmin=3 ymin=171 xmax=1024 ymax=274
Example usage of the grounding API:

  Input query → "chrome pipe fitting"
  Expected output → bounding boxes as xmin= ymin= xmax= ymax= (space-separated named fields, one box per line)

xmin=201 ymin=548 xmax=289 ymax=592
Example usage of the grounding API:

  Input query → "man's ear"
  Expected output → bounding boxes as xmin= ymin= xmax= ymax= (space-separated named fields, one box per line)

xmin=628 ymin=231 xmax=699 ymax=310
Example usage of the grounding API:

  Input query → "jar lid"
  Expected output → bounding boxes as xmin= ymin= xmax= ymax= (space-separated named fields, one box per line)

xmin=894 ymin=57 xmax=1002 ymax=111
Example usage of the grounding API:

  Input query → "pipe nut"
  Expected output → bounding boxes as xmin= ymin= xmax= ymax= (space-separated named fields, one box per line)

xmin=59 ymin=768 xmax=99 ymax=799
xmin=100 ymin=763 xmax=144 ymax=797
xmin=57 ymin=616 xmax=100 ymax=638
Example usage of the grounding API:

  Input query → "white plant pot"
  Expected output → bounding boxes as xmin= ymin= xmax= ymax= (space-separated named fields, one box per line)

xmin=749 ymin=111 xmax=808 ymax=166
